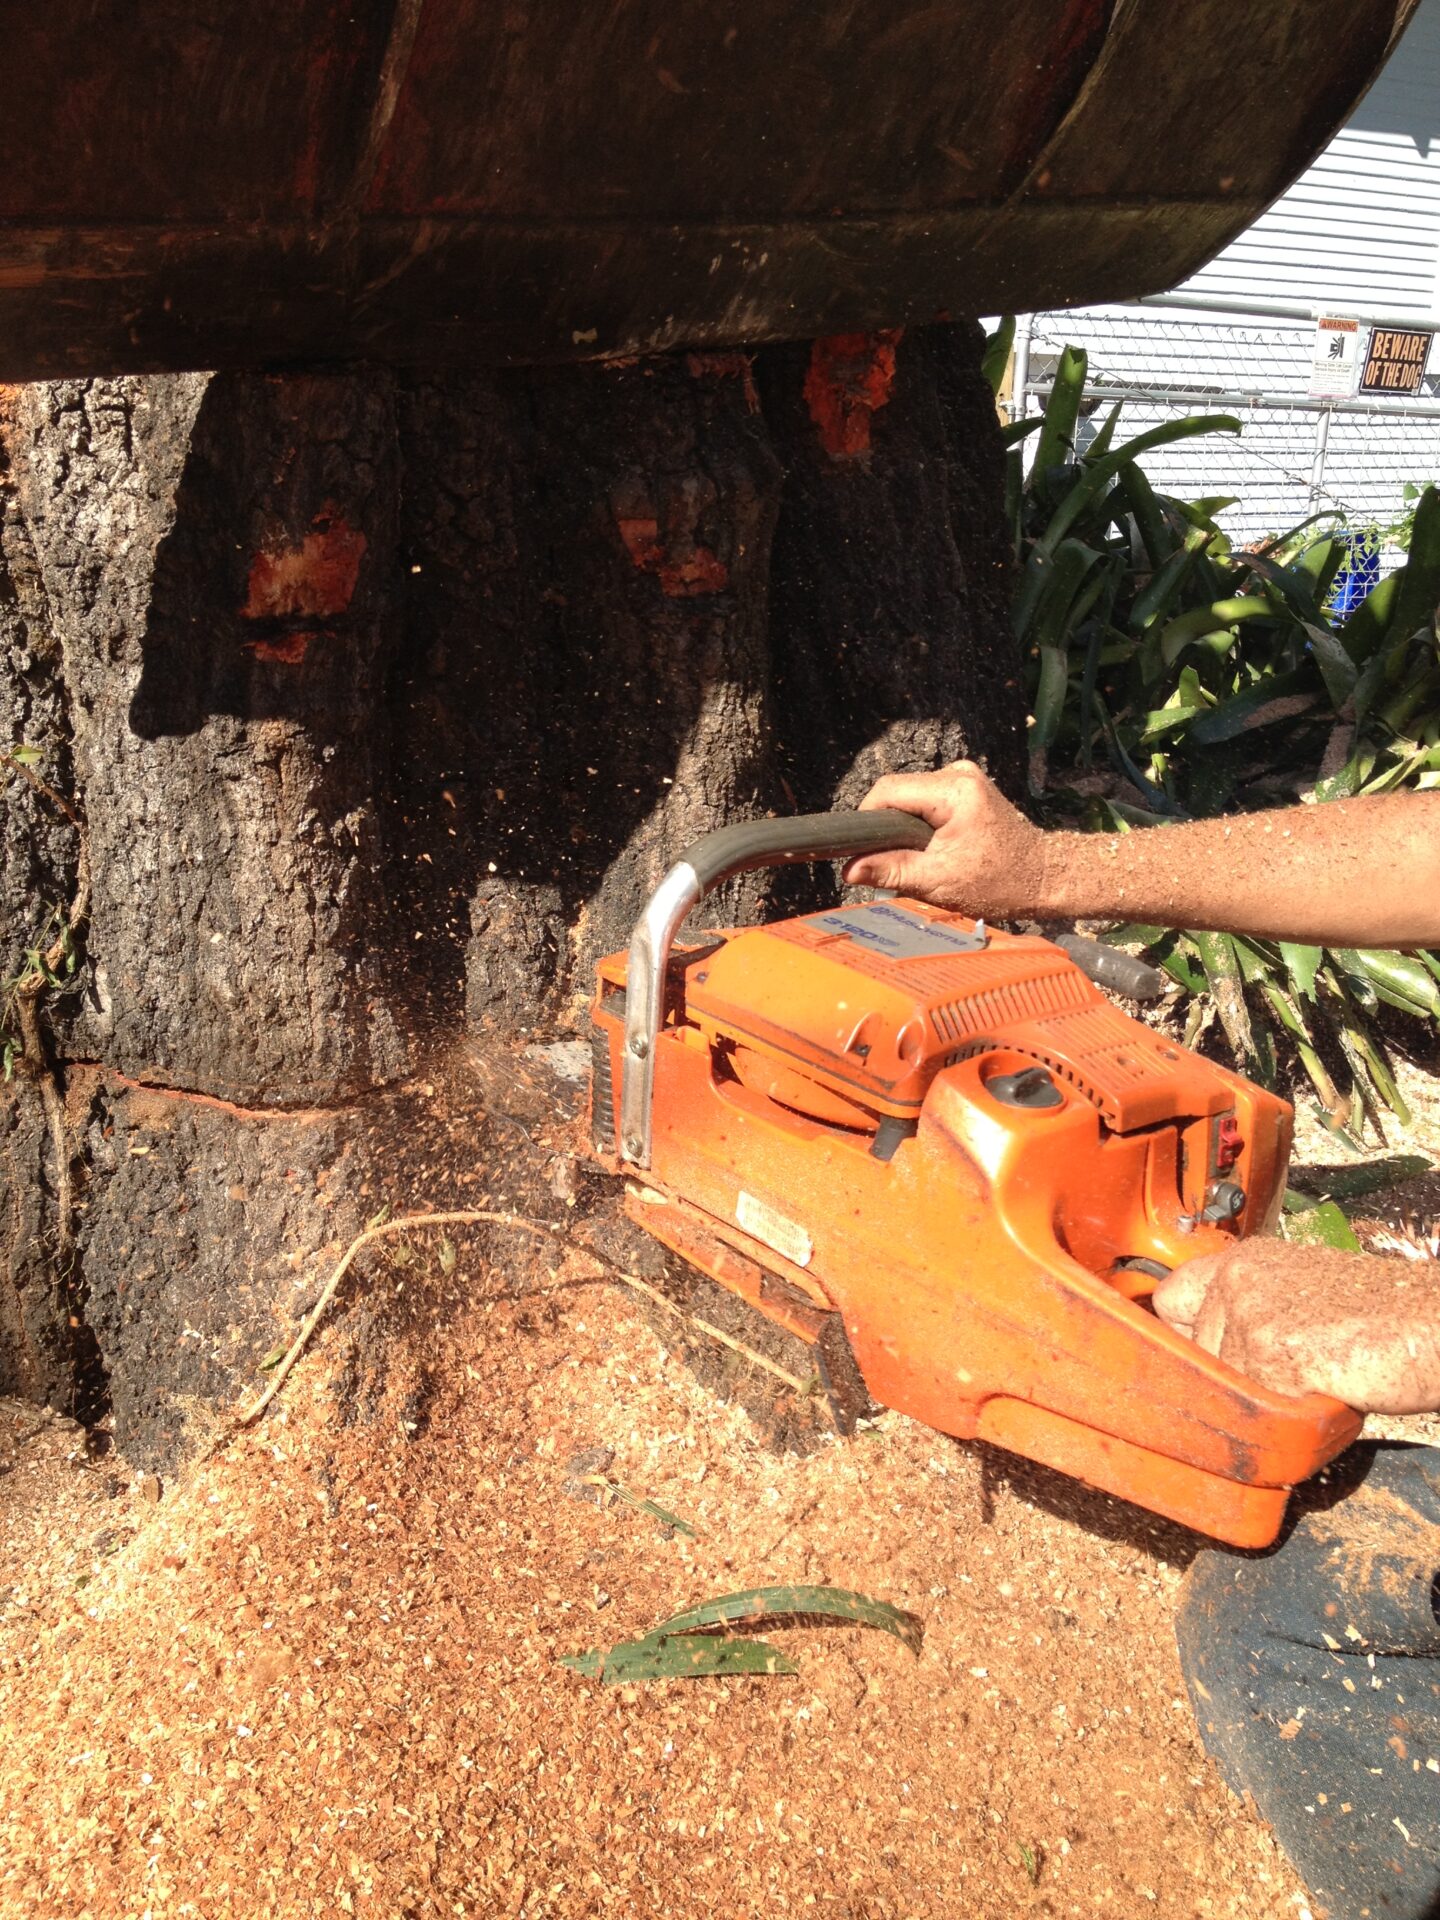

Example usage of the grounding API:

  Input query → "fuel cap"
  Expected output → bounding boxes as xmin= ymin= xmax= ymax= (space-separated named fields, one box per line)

xmin=987 ymin=1066 xmax=1064 ymax=1110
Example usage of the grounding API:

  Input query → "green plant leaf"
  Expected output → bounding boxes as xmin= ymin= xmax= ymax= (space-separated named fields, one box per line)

xmin=1117 ymin=463 xmax=1172 ymax=569
xmin=1001 ymin=417 xmax=1043 ymax=448
xmin=1342 ymin=1014 xmax=1411 ymax=1129
xmin=561 ymin=1584 xmax=922 ymax=1687
xmin=1288 ymin=1155 xmax=1432 ymax=1202
xmin=1262 ymin=981 xmax=1348 ymax=1124
xmin=1037 ymin=417 xmax=1240 ymax=560
xmin=1380 ymin=482 xmax=1440 ymax=649
xmin=1295 ymin=535 xmax=1347 ymax=605
xmin=1190 ymin=931 xmax=1259 ymax=1073
xmin=608 ymin=1487 xmax=698 ymax=1538
xmin=1182 ymin=495 xmax=1241 ymax=526
xmin=6 ymin=744 xmax=42 ymax=767
xmin=652 ymin=1584 xmax=924 ymax=1653
xmin=1339 ymin=572 xmax=1399 ymax=664
xmin=1139 ymin=668 xmax=1215 ymax=740
xmin=982 ymin=315 xmax=1015 ymax=396
xmin=1282 ymin=1197 xmax=1362 ymax=1251
xmin=1160 ymin=942 xmax=1206 ymax=993
xmin=1278 ymin=943 xmax=1322 ymax=1002
xmin=561 ymin=1635 xmax=798 ymax=1684
xmin=1031 ymin=345 xmax=1088 ymax=485
xmin=1086 ymin=400 xmax=1124 ymax=462
xmin=1299 ymin=619 xmax=1359 ymax=707
xmin=1014 ymin=537 xmax=1104 ymax=646
xmin=1158 ymin=597 xmax=1274 ymax=667
xmin=1332 ymin=948 xmax=1440 ymax=1021
xmin=1185 ymin=669 xmax=1318 ymax=746
xmin=1128 ymin=547 xmax=1192 ymax=635
xmin=1128 ymin=530 xmax=1210 ymax=633
xmin=1031 ymin=647 xmax=1070 ymax=753
xmin=1101 ymin=922 xmax=1168 ymax=947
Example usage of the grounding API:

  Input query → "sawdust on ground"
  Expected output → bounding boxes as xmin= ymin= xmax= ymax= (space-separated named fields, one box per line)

xmin=1 ymin=1045 xmax=1438 ymax=1920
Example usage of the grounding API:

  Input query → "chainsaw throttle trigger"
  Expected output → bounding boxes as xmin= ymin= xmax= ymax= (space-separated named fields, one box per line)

xmin=620 ymin=810 xmax=933 ymax=1167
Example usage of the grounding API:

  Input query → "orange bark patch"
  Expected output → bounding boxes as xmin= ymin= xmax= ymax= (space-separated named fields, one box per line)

xmin=803 ymin=329 xmax=902 ymax=460
xmin=242 ymin=505 xmax=367 ymax=623
xmin=685 ymin=352 xmax=760 ymax=413
xmin=244 ymin=630 xmax=315 ymax=665
xmin=622 ymin=503 xmax=733 ymax=599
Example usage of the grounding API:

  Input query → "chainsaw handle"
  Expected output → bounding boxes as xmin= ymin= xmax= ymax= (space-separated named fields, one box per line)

xmin=619 ymin=809 xmax=932 ymax=1166
xmin=681 ymin=808 xmax=934 ymax=890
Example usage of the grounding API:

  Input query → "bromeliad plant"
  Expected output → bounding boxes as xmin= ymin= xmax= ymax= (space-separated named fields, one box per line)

xmin=992 ymin=332 xmax=1440 ymax=1141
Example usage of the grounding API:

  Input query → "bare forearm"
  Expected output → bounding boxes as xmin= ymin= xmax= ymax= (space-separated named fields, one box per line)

xmin=848 ymin=769 xmax=1440 ymax=950
xmin=1032 ymin=794 xmax=1440 ymax=947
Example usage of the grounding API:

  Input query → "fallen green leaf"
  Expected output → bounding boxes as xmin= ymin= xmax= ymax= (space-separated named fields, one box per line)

xmin=609 ymin=1487 xmax=698 ymax=1538
xmin=1288 ymin=1155 xmax=1432 ymax=1203
xmin=651 ymin=1584 xmax=924 ymax=1655
xmin=561 ymin=1635 xmax=797 ymax=1685
xmin=1281 ymin=1197 xmax=1361 ymax=1251
xmin=562 ymin=1584 xmax=923 ymax=1688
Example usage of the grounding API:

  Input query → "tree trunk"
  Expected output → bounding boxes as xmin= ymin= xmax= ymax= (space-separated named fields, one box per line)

xmin=0 ymin=319 xmax=1022 ymax=1460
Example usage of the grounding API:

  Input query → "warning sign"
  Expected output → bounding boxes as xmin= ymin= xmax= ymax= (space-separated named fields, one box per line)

xmin=1309 ymin=316 xmax=1360 ymax=398
xmin=1359 ymin=326 xmax=1433 ymax=396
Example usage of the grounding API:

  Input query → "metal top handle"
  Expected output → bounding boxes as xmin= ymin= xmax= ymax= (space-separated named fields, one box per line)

xmin=618 ymin=809 xmax=932 ymax=1166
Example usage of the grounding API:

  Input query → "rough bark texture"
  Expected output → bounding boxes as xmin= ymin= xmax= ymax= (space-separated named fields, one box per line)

xmin=0 ymin=319 xmax=1022 ymax=1461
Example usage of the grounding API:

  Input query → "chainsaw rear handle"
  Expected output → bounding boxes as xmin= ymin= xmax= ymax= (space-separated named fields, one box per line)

xmin=616 ymin=809 xmax=1163 ymax=1167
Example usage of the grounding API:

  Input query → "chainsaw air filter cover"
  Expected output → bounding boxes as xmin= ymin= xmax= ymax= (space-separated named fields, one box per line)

xmin=687 ymin=899 xmax=1236 ymax=1134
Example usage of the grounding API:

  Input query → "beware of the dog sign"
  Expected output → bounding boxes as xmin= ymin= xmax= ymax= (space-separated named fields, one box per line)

xmin=1359 ymin=326 xmax=1433 ymax=397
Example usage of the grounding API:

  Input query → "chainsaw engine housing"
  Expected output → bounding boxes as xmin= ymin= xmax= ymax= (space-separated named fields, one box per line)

xmin=591 ymin=893 xmax=1361 ymax=1546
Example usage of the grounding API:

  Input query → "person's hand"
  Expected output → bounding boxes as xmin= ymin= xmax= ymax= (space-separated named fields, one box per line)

xmin=841 ymin=761 xmax=1048 ymax=915
xmin=1153 ymin=1239 xmax=1440 ymax=1414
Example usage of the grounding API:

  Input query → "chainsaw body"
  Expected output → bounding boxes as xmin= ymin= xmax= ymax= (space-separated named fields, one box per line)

xmin=589 ymin=813 xmax=1362 ymax=1547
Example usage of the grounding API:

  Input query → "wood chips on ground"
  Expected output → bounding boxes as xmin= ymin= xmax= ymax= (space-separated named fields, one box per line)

xmin=1 ymin=1045 xmax=1437 ymax=1919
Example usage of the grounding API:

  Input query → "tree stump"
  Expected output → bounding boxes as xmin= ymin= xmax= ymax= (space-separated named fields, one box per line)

xmin=0 ymin=321 xmax=1023 ymax=1460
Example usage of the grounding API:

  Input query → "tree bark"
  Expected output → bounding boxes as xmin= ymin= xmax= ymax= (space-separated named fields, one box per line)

xmin=0 ymin=319 xmax=1022 ymax=1458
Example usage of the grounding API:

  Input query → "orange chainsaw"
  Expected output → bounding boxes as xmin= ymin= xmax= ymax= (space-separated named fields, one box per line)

xmin=589 ymin=811 xmax=1362 ymax=1547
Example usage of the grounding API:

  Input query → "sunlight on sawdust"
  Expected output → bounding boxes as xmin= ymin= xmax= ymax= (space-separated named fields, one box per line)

xmin=2 ymin=1046 xmax=1437 ymax=1917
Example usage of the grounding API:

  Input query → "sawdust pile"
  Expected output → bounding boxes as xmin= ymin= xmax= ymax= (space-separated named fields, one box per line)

xmin=2 ymin=1276 xmax=1311 ymax=1920
xmin=2 ymin=1044 xmax=1437 ymax=1919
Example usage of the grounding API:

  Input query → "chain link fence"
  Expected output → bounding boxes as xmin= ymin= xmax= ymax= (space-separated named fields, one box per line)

xmin=1012 ymin=298 xmax=1440 ymax=569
